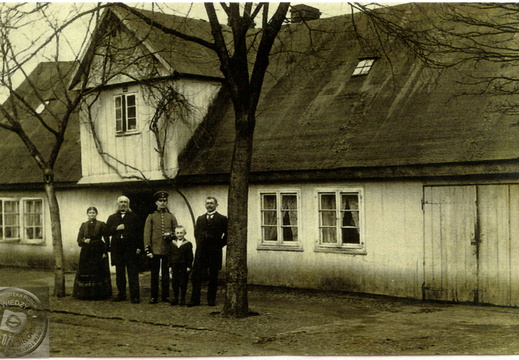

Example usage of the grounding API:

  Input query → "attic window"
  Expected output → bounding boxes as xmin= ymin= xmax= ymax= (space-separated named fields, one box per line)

xmin=352 ymin=58 xmax=376 ymax=76
xmin=35 ymin=101 xmax=50 ymax=114
xmin=115 ymin=93 xmax=137 ymax=134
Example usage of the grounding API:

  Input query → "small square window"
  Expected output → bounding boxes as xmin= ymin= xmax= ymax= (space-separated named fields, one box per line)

xmin=352 ymin=58 xmax=376 ymax=76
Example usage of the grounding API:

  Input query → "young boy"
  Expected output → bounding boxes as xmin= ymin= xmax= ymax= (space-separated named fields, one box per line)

xmin=169 ymin=226 xmax=193 ymax=306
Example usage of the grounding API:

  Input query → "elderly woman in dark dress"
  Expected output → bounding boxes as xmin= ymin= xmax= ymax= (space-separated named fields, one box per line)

xmin=73 ymin=207 xmax=112 ymax=300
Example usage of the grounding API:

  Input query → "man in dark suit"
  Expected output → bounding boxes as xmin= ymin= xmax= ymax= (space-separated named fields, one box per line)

xmin=106 ymin=196 xmax=142 ymax=303
xmin=188 ymin=196 xmax=227 ymax=307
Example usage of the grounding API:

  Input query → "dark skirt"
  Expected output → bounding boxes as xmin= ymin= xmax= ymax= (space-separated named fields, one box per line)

xmin=73 ymin=240 xmax=112 ymax=300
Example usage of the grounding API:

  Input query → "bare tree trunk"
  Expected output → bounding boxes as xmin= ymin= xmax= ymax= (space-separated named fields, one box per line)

xmin=44 ymin=172 xmax=65 ymax=297
xmin=223 ymin=112 xmax=254 ymax=318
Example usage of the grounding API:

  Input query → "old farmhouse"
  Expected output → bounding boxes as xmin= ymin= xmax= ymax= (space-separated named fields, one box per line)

xmin=2 ymin=3 xmax=519 ymax=307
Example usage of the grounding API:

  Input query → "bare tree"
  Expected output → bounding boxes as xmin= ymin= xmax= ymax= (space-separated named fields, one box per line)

xmin=0 ymin=3 xmax=103 ymax=296
xmin=99 ymin=2 xmax=444 ymax=318
xmin=112 ymin=2 xmax=290 ymax=318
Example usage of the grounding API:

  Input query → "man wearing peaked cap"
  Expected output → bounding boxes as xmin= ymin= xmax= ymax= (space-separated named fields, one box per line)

xmin=144 ymin=190 xmax=178 ymax=303
xmin=154 ymin=191 xmax=169 ymax=201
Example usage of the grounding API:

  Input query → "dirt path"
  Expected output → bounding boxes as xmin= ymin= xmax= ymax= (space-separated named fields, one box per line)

xmin=48 ymin=286 xmax=519 ymax=356
xmin=3 ymin=267 xmax=519 ymax=356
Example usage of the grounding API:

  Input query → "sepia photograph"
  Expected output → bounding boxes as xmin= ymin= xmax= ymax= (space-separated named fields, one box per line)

xmin=1 ymin=1 xmax=519 ymax=357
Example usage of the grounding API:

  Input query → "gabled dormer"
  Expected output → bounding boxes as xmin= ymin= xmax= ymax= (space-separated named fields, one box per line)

xmin=72 ymin=4 xmax=223 ymax=184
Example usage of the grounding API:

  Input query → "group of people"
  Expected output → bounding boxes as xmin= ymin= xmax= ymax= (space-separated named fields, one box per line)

xmin=72 ymin=192 xmax=228 ymax=307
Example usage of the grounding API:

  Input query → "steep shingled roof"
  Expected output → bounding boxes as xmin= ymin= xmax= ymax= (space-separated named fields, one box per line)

xmin=0 ymin=61 xmax=81 ymax=185
xmin=178 ymin=3 xmax=519 ymax=178
xmin=111 ymin=5 xmax=222 ymax=79
xmin=70 ymin=4 xmax=223 ymax=89
xmin=9 ymin=4 xmax=518 ymax=187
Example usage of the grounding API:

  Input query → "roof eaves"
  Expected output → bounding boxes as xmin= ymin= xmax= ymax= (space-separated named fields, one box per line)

xmin=176 ymin=158 xmax=519 ymax=185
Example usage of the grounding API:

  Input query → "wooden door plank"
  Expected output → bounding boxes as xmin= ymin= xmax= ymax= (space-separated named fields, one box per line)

xmin=478 ymin=185 xmax=511 ymax=306
xmin=423 ymin=186 xmax=477 ymax=302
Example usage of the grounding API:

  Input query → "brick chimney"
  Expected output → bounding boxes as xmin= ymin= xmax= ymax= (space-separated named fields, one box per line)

xmin=290 ymin=4 xmax=321 ymax=23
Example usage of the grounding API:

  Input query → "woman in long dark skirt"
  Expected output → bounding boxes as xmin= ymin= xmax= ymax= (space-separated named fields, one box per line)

xmin=73 ymin=207 xmax=112 ymax=300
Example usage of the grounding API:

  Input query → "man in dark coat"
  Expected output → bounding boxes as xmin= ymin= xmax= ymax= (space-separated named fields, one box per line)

xmin=106 ymin=196 xmax=142 ymax=303
xmin=188 ymin=196 xmax=227 ymax=307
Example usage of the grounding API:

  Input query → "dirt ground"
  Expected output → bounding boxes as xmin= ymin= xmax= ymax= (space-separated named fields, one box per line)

xmin=3 ymin=267 xmax=519 ymax=357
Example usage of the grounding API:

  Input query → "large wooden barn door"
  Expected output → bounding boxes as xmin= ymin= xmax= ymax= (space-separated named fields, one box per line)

xmin=424 ymin=184 xmax=519 ymax=306
xmin=423 ymin=186 xmax=478 ymax=303
xmin=477 ymin=185 xmax=519 ymax=306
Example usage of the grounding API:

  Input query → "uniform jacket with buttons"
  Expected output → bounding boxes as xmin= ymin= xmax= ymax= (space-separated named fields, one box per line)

xmin=144 ymin=210 xmax=178 ymax=256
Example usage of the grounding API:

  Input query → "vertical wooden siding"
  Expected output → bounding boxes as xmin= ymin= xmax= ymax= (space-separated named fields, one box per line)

xmin=79 ymin=80 xmax=220 ymax=182
xmin=423 ymin=185 xmax=478 ymax=302
xmin=478 ymin=185 xmax=519 ymax=306
xmin=424 ymin=184 xmax=519 ymax=307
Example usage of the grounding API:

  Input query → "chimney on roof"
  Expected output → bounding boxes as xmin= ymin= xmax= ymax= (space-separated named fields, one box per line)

xmin=290 ymin=4 xmax=321 ymax=23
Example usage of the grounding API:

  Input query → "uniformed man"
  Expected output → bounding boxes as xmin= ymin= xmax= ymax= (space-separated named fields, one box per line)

xmin=144 ymin=191 xmax=178 ymax=303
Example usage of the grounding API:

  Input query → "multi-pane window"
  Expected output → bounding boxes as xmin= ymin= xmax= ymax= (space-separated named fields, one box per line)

xmin=0 ymin=198 xmax=44 ymax=244
xmin=1 ymin=200 xmax=20 ymax=240
xmin=260 ymin=191 xmax=301 ymax=249
xmin=352 ymin=58 xmax=376 ymax=76
xmin=115 ymin=94 xmax=137 ymax=133
xmin=318 ymin=190 xmax=364 ymax=252
xmin=24 ymin=199 xmax=43 ymax=242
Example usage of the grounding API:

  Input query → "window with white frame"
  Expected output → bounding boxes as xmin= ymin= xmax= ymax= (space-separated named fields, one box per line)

xmin=23 ymin=199 xmax=43 ymax=242
xmin=317 ymin=189 xmax=365 ymax=254
xmin=258 ymin=191 xmax=302 ymax=251
xmin=0 ymin=198 xmax=44 ymax=244
xmin=352 ymin=58 xmax=376 ymax=76
xmin=115 ymin=93 xmax=137 ymax=134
